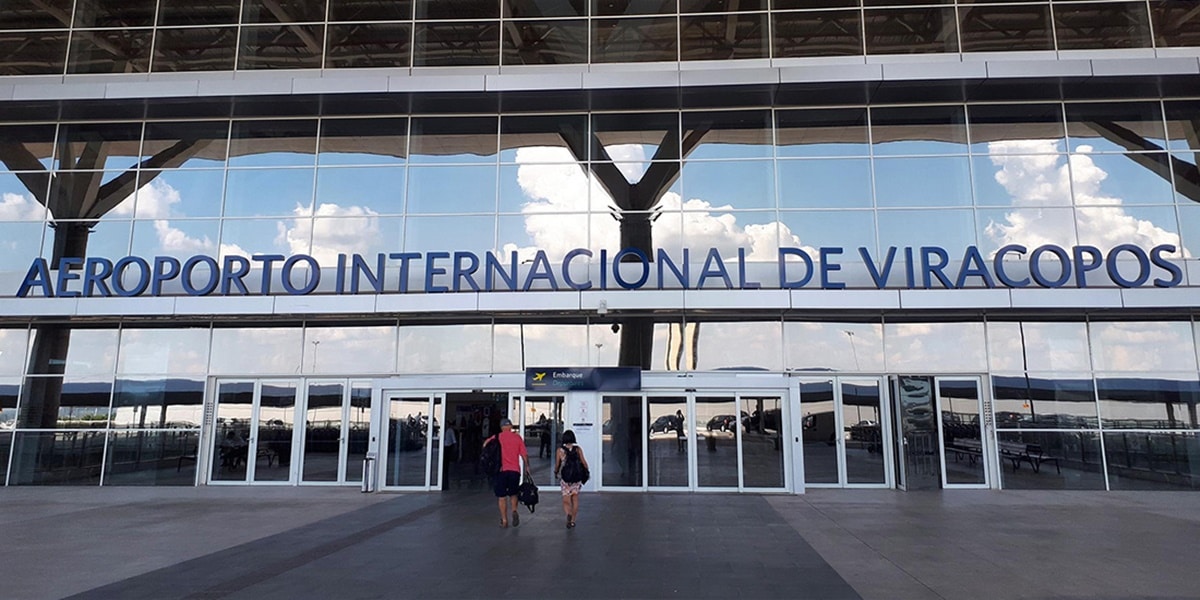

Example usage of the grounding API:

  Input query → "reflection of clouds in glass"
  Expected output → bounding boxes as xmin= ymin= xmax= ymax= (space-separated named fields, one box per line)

xmin=0 ymin=329 xmax=28 ymax=376
xmin=986 ymin=322 xmax=1091 ymax=372
xmin=1091 ymin=322 xmax=1196 ymax=372
xmin=61 ymin=329 xmax=119 ymax=375
xmin=785 ymin=322 xmax=884 ymax=372
xmin=984 ymin=141 xmax=1187 ymax=256
xmin=504 ymin=147 xmax=808 ymax=262
xmin=692 ymin=322 xmax=783 ymax=371
xmin=401 ymin=325 xmax=491 ymax=373
xmin=118 ymin=180 xmax=219 ymax=256
xmin=120 ymin=179 xmax=387 ymax=264
xmin=118 ymin=328 xmax=210 ymax=375
xmin=494 ymin=324 xmax=588 ymax=367
xmin=885 ymin=322 xmax=986 ymax=372
xmin=210 ymin=328 xmax=302 ymax=374
xmin=0 ymin=191 xmax=47 ymax=223
xmin=304 ymin=326 xmax=395 ymax=373
xmin=278 ymin=203 xmax=382 ymax=264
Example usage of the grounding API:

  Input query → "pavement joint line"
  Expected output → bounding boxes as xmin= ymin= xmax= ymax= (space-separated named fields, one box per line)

xmin=178 ymin=496 xmax=466 ymax=600
xmin=791 ymin=497 xmax=947 ymax=600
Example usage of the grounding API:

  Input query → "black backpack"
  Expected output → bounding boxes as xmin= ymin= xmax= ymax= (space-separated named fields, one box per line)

xmin=560 ymin=445 xmax=588 ymax=484
xmin=480 ymin=435 xmax=501 ymax=477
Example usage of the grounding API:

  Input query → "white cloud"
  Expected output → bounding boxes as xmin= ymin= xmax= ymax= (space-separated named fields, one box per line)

xmin=0 ymin=191 xmax=48 ymax=221
xmin=276 ymin=203 xmax=382 ymax=265
xmin=502 ymin=146 xmax=810 ymax=262
xmin=984 ymin=141 xmax=1187 ymax=256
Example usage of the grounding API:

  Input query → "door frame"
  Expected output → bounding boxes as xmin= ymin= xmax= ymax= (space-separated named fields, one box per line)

xmin=796 ymin=375 xmax=894 ymax=489
xmin=207 ymin=378 xmax=301 ymax=486
xmin=368 ymin=372 xmax=798 ymax=494
xmin=298 ymin=379 xmax=373 ymax=486
xmin=934 ymin=375 xmax=993 ymax=490
xmin=372 ymin=374 xmax=525 ymax=491
xmin=377 ymin=391 xmax=444 ymax=491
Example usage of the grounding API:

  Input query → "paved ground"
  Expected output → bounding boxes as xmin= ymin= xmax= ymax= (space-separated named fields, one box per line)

xmin=0 ymin=487 xmax=1197 ymax=600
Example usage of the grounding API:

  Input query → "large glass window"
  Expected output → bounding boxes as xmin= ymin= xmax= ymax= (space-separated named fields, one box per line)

xmin=992 ymin=375 xmax=1098 ymax=429
xmin=398 ymin=324 xmax=494 ymax=374
xmin=959 ymin=4 xmax=1053 ymax=53
xmin=210 ymin=327 xmax=304 ymax=375
xmin=303 ymin=325 xmax=397 ymax=375
xmin=786 ymin=322 xmax=884 ymax=373
xmin=1104 ymin=431 xmax=1200 ymax=490
xmin=1054 ymin=1 xmax=1152 ymax=50
xmin=112 ymin=377 xmax=203 ymax=429
xmin=1090 ymin=322 xmax=1196 ymax=372
xmin=10 ymin=431 xmax=106 ymax=485
xmin=987 ymin=322 xmax=1091 ymax=373
xmin=103 ymin=430 xmax=200 ymax=485
xmin=1097 ymin=376 xmax=1200 ymax=430
xmin=885 ymin=322 xmax=986 ymax=373
xmin=997 ymin=431 xmax=1105 ymax=490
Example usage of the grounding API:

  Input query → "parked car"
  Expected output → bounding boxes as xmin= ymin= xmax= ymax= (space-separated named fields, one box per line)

xmin=649 ymin=414 xmax=681 ymax=434
xmin=705 ymin=412 xmax=748 ymax=432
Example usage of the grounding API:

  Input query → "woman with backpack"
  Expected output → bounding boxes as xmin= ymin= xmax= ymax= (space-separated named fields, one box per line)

xmin=553 ymin=429 xmax=589 ymax=529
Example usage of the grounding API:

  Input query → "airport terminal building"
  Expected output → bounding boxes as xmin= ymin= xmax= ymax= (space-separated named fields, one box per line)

xmin=1 ymin=0 xmax=1199 ymax=493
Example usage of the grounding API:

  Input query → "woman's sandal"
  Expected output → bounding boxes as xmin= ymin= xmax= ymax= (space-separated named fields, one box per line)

xmin=500 ymin=520 xmax=508 ymax=528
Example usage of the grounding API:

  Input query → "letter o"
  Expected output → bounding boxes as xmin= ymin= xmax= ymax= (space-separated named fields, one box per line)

xmin=182 ymin=256 xmax=219 ymax=295
xmin=282 ymin=254 xmax=320 ymax=294
xmin=1106 ymin=244 xmax=1151 ymax=288
xmin=612 ymin=248 xmax=650 ymax=290
xmin=112 ymin=257 xmax=151 ymax=297
xmin=1029 ymin=245 xmax=1071 ymax=288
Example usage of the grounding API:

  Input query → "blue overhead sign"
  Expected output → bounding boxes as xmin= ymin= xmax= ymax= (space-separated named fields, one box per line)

xmin=525 ymin=367 xmax=642 ymax=392
xmin=14 ymin=243 xmax=1183 ymax=298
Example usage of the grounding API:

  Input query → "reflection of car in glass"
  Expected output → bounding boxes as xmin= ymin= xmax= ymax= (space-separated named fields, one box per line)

xmin=602 ymin=419 xmax=612 ymax=434
xmin=847 ymin=420 xmax=883 ymax=452
xmin=705 ymin=412 xmax=749 ymax=432
xmin=649 ymin=415 xmax=680 ymax=434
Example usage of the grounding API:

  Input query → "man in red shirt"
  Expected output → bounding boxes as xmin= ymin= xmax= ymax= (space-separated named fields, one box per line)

xmin=489 ymin=418 xmax=529 ymax=528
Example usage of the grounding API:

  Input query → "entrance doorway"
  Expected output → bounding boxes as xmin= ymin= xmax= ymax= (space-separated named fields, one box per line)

xmin=440 ymin=392 xmax=511 ymax=491
xmin=599 ymin=392 xmax=788 ymax=491
xmin=891 ymin=375 xmax=991 ymax=490
xmin=209 ymin=379 xmax=298 ymax=484
xmin=514 ymin=394 xmax=566 ymax=488
xmin=299 ymin=380 xmax=372 ymax=485
xmin=208 ymin=378 xmax=372 ymax=486
xmin=799 ymin=377 xmax=892 ymax=488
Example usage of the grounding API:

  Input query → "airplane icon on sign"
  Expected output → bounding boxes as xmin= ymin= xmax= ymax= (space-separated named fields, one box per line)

xmin=533 ymin=372 xmax=546 ymax=381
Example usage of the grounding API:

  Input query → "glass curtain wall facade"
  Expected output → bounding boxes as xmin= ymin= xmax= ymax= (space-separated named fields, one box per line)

xmin=3 ymin=1 xmax=1200 ymax=73
xmin=1 ymin=1 xmax=1199 ymax=491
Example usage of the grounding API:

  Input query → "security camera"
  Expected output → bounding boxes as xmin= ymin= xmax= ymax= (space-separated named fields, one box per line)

xmin=611 ymin=323 xmax=620 ymax=334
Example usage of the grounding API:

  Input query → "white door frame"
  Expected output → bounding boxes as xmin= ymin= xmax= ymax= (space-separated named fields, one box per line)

xmin=935 ymin=375 xmax=992 ymax=490
xmin=298 ymin=379 xmax=358 ymax=486
xmin=207 ymin=378 xmax=301 ymax=486
xmin=796 ymin=375 xmax=893 ymax=490
xmin=368 ymin=373 xmax=796 ymax=493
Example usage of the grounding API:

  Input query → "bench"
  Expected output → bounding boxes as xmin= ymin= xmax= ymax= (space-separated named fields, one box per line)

xmin=946 ymin=439 xmax=984 ymax=465
xmin=999 ymin=442 xmax=1061 ymax=474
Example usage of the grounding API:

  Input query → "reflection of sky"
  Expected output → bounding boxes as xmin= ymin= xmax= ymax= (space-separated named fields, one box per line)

xmin=0 ymin=123 xmax=1193 ymax=296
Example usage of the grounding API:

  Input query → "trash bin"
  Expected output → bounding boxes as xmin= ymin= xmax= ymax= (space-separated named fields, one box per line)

xmin=362 ymin=452 xmax=377 ymax=493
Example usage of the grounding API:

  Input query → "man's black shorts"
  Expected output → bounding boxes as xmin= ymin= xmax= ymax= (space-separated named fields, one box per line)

xmin=493 ymin=470 xmax=520 ymax=497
